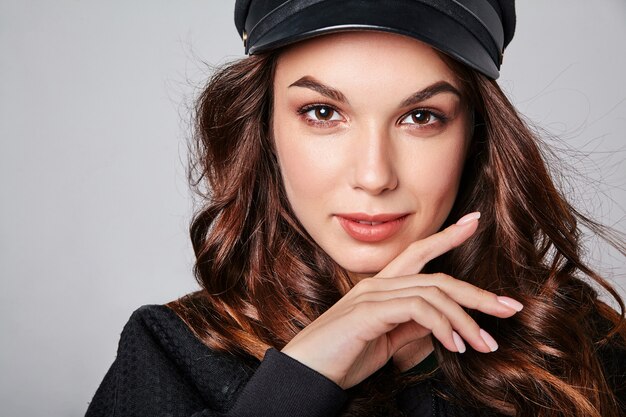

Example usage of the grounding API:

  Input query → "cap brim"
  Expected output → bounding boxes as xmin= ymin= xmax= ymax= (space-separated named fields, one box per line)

xmin=248 ymin=0 xmax=499 ymax=79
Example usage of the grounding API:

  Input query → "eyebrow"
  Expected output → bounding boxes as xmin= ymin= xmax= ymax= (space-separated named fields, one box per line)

xmin=400 ymin=81 xmax=462 ymax=107
xmin=288 ymin=76 xmax=462 ymax=107
xmin=288 ymin=76 xmax=349 ymax=103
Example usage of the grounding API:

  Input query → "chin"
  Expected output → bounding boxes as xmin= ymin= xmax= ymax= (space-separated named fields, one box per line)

xmin=333 ymin=253 xmax=397 ymax=278
xmin=325 ymin=238 xmax=410 ymax=274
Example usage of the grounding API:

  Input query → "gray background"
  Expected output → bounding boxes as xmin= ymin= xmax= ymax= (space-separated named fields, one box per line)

xmin=1 ymin=1 xmax=624 ymax=416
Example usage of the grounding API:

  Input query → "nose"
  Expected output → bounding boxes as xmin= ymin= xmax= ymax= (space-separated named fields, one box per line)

xmin=349 ymin=125 xmax=398 ymax=195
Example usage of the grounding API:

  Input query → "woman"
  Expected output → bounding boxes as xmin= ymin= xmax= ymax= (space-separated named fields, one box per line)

xmin=86 ymin=1 xmax=626 ymax=416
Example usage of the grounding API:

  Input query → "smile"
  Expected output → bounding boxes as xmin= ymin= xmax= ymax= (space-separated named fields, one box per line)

xmin=335 ymin=213 xmax=410 ymax=243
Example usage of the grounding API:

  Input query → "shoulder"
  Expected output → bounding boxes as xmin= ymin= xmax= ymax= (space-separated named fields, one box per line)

xmin=124 ymin=302 xmax=260 ymax=374
xmin=118 ymin=304 xmax=260 ymax=409
xmin=117 ymin=304 xmax=204 ymax=367
xmin=86 ymin=304 xmax=262 ymax=416
xmin=123 ymin=304 xmax=183 ymax=339
xmin=122 ymin=304 xmax=201 ymax=351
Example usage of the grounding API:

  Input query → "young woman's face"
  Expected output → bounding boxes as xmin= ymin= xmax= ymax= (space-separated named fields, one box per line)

xmin=272 ymin=31 xmax=472 ymax=280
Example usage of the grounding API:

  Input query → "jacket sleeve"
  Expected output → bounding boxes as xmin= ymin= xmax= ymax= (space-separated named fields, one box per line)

xmin=223 ymin=348 xmax=348 ymax=417
xmin=85 ymin=306 xmax=347 ymax=417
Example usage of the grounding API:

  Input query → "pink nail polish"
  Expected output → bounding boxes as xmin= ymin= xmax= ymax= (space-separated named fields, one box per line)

xmin=497 ymin=296 xmax=524 ymax=312
xmin=480 ymin=329 xmax=498 ymax=352
xmin=452 ymin=331 xmax=466 ymax=353
xmin=456 ymin=212 xmax=481 ymax=225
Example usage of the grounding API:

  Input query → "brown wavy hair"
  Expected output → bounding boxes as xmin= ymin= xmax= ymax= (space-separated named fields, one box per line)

xmin=169 ymin=50 xmax=626 ymax=416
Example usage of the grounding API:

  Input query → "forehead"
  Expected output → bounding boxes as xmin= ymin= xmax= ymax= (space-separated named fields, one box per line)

xmin=274 ymin=31 xmax=459 ymax=88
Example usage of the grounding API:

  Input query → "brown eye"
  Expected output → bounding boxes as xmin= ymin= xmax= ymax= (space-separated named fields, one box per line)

xmin=410 ymin=110 xmax=431 ymax=124
xmin=400 ymin=109 xmax=444 ymax=127
xmin=301 ymin=105 xmax=342 ymax=123
xmin=314 ymin=106 xmax=335 ymax=120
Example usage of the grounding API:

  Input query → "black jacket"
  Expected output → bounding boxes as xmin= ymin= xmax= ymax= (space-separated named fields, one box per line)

xmin=85 ymin=304 xmax=626 ymax=417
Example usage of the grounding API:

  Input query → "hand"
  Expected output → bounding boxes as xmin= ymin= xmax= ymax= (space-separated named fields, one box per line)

xmin=280 ymin=212 xmax=523 ymax=389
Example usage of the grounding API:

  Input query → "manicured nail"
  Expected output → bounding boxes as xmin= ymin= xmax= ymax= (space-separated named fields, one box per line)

xmin=479 ymin=329 xmax=498 ymax=352
xmin=497 ymin=296 xmax=524 ymax=312
xmin=452 ymin=331 xmax=466 ymax=353
xmin=456 ymin=211 xmax=481 ymax=225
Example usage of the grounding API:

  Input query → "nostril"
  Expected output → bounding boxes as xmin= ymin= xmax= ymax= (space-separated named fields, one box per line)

xmin=351 ymin=164 xmax=399 ymax=195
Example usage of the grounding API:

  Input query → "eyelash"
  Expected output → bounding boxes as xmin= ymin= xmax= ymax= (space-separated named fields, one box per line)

xmin=399 ymin=109 xmax=448 ymax=128
xmin=296 ymin=103 xmax=448 ymax=129
xmin=297 ymin=104 xmax=343 ymax=127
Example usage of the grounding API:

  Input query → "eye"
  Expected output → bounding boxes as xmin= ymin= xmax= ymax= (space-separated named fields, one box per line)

xmin=399 ymin=109 xmax=444 ymax=126
xmin=299 ymin=104 xmax=343 ymax=123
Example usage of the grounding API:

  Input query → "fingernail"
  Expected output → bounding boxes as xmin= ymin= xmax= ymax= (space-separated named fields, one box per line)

xmin=497 ymin=296 xmax=524 ymax=312
xmin=480 ymin=329 xmax=498 ymax=352
xmin=452 ymin=331 xmax=466 ymax=353
xmin=456 ymin=212 xmax=481 ymax=225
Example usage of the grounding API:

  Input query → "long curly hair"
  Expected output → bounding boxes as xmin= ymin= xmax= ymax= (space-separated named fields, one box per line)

xmin=169 ymin=50 xmax=626 ymax=416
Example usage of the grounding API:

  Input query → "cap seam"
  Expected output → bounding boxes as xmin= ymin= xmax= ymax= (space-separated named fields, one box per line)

xmin=452 ymin=0 xmax=504 ymax=50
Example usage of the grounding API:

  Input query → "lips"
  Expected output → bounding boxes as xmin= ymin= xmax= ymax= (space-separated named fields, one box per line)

xmin=335 ymin=213 xmax=409 ymax=242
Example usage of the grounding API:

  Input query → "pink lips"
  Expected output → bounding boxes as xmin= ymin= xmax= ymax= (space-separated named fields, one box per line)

xmin=335 ymin=213 xmax=409 ymax=242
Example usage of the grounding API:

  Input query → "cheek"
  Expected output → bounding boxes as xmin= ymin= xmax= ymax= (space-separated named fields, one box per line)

xmin=421 ymin=147 xmax=465 ymax=197
xmin=403 ymin=138 xmax=467 ymax=195
xmin=272 ymin=118 xmax=338 ymax=214
xmin=279 ymin=146 xmax=329 ymax=204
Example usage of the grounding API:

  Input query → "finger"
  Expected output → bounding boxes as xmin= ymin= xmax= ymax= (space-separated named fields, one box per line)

xmin=387 ymin=321 xmax=433 ymax=353
xmin=376 ymin=212 xmax=480 ymax=278
xmin=352 ymin=274 xmax=523 ymax=318
xmin=354 ymin=285 xmax=497 ymax=353
xmin=427 ymin=274 xmax=524 ymax=317
xmin=353 ymin=297 xmax=460 ymax=353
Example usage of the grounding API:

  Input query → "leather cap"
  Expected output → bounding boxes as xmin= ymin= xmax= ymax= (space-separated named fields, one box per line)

xmin=234 ymin=0 xmax=516 ymax=79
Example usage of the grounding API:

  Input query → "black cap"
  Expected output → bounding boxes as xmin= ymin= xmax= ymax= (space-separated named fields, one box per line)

xmin=234 ymin=0 xmax=516 ymax=79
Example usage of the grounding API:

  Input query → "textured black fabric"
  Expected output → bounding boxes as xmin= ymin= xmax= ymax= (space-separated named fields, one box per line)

xmin=85 ymin=305 xmax=348 ymax=417
xmin=86 ymin=305 xmax=255 ymax=416
xmin=228 ymin=349 xmax=347 ymax=417
xmin=86 ymin=304 xmax=626 ymax=417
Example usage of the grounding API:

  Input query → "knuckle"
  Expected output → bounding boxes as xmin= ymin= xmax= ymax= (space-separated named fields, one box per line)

xmin=433 ymin=273 xmax=459 ymax=288
xmin=423 ymin=285 xmax=444 ymax=298
xmin=433 ymin=311 xmax=451 ymax=331
xmin=434 ymin=310 xmax=447 ymax=324
xmin=473 ymin=288 xmax=491 ymax=309
xmin=433 ymin=272 xmax=450 ymax=281
xmin=354 ymin=277 xmax=376 ymax=293
xmin=407 ymin=296 xmax=426 ymax=311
